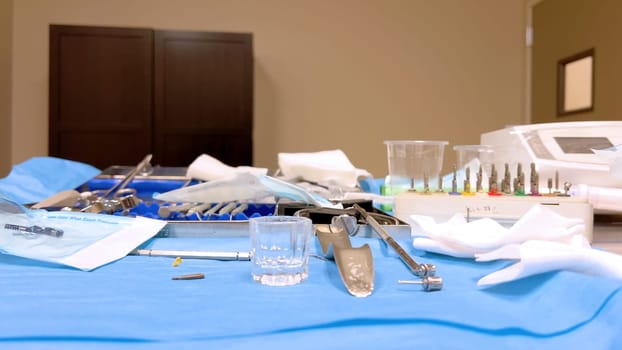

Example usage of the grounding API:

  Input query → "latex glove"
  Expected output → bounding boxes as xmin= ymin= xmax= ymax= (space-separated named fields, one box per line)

xmin=186 ymin=154 xmax=267 ymax=181
xmin=475 ymin=239 xmax=621 ymax=287
xmin=278 ymin=149 xmax=372 ymax=188
xmin=411 ymin=205 xmax=586 ymax=258
xmin=412 ymin=214 xmax=508 ymax=257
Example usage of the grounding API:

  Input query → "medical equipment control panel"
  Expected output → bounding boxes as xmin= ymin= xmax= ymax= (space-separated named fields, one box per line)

xmin=480 ymin=121 xmax=622 ymax=189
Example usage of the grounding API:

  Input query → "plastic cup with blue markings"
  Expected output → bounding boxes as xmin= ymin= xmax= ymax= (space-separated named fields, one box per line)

xmin=249 ymin=216 xmax=313 ymax=286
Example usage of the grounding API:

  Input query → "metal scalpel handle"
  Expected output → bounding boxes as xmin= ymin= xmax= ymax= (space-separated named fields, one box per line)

xmin=352 ymin=204 xmax=437 ymax=278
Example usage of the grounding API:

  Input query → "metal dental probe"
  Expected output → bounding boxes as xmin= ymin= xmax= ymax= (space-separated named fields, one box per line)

xmin=131 ymin=249 xmax=251 ymax=261
xmin=352 ymin=204 xmax=439 ymax=280
xmin=218 ymin=202 xmax=238 ymax=215
xmin=205 ymin=202 xmax=226 ymax=218
xmin=186 ymin=202 xmax=216 ymax=220
xmin=158 ymin=202 xmax=196 ymax=218
xmin=230 ymin=203 xmax=249 ymax=217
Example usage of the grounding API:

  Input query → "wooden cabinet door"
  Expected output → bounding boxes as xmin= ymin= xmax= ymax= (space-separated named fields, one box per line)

xmin=49 ymin=25 xmax=254 ymax=169
xmin=49 ymin=25 xmax=154 ymax=169
xmin=153 ymin=30 xmax=253 ymax=167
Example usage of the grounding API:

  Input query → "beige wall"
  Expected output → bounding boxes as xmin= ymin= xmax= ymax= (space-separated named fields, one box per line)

xmin=10 ymin=0 xmax=526 ymax=178
xmin=532 ymin=0 xmax=622 ymax=123
xmin=0 ymin=0 xmax=12 ymax=177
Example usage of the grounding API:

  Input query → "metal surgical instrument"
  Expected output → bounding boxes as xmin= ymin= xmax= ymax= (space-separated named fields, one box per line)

xmin=230 ymin=203 xmax=249 ymax=217
xmin=102 ymin=154 xmax=153 ymax=199
xmin=204 ymin=202 xmax=226 ymax=218
xmin=217 ymin=202 xmax=238 ymax=215
xmin=131 ymin=249 xmax=251 ymax=261
xmin=398 ymin=277 xmax=443 ymax=292
xmin=158 ymin=202 xmax=197 ymax=218
xmin=352 ymin=204 xmax=439 ymax=279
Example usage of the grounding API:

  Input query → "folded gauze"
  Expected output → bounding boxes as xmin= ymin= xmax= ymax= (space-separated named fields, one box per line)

xmin=410 ymin=205 xmax=588 ymax=258
xmin=475 ymin=240 xmax=622 ymax=287
xmin=186 ymin=154 xmax=268 ymax=181
xmin=278 ymin=149 xmax=372 ymax=188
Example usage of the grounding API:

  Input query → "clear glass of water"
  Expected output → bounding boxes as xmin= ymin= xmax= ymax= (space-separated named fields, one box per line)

xmin=249 ymin=216 xmax=313 ymax=286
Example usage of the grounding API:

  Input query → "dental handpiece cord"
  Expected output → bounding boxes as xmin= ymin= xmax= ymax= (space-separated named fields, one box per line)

xmin=131 ymin=249 xmax=251 ymax=261
xmin=352 ymin=204 xmax=436 ymax=277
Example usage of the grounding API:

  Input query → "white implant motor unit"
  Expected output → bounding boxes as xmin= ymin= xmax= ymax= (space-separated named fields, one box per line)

xmin=389 ymin=121 xmax=622 ymax=243
xmin=480 ymin=121 xmax=622 ymax=190
xmin=479 ymin=120 xmax=622 ymax=214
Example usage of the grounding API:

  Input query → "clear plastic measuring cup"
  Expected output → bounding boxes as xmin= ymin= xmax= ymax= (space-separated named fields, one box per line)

xmin=384 ymin=140 xmax=449 ymax=192
xmin=452 ymin=145 xmax=494 ymax=192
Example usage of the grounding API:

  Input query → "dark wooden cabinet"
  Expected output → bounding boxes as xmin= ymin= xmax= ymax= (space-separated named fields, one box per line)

xmin=153 ymin=30 xmax=253 ymax=167
xmin=49 ymin=25 xmax=253 ymax=169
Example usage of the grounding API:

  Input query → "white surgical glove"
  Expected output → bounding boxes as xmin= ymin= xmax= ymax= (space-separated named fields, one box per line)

xmin=475 ymin=239 xmax=622 ymax=287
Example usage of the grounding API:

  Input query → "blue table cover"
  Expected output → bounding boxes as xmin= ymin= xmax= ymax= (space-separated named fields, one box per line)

xmin=0 ymin=157 xmax=100 ymax=204
xmin=1 ymin=234 xmax=621 ymax=349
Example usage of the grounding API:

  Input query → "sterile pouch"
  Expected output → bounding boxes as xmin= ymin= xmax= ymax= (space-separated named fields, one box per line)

xmin=0 ymin=192 xmax=167 ymax=271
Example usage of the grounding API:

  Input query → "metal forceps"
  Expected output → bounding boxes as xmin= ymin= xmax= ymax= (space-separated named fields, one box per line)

xmin=80 ymin=154 xmax=152 ymax=213
xmin=102 ymin=154 xmax=153 ymax=199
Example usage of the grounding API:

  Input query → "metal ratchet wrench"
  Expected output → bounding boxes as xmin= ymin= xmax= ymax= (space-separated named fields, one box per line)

xmin=352 ymin=204 xmax=438 ymax=278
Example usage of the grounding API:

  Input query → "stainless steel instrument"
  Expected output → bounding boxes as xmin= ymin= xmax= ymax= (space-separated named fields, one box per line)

xmin=130 ymin=248 xmax=251 ymax=261
xmin=352 ymin=204 xmax=439 ymax=279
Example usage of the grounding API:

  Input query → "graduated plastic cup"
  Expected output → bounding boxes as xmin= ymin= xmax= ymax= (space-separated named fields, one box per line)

xmin=249 ymin=216 xmax=313 ymax=286
xmin=453 ymin=145 xmax=494 ymax=192
xmin=384 ymin=140 xmax=449 ymax=192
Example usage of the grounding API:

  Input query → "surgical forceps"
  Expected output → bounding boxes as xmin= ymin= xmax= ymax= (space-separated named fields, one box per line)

xmin=79 ymin=154 xmax=152 ymax=214
xmin=102 ymin=154 xmax=153 ymax=198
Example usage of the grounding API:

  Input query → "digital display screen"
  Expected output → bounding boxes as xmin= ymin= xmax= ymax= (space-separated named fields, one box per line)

xmin=554 ymin=137 xmax=613 ymax=154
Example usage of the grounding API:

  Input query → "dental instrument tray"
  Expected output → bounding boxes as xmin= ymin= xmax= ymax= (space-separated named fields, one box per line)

xmin=70 ymin=166 xmax=410 ymax=239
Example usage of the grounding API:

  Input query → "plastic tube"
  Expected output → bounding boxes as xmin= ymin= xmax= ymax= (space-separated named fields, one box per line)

xmin=570 ymin=184 xmax=622 ymax=212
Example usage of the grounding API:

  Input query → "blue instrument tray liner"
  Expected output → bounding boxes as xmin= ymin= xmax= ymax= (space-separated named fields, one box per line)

xmin=75 ymin=166 xmax=410 ymax=238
